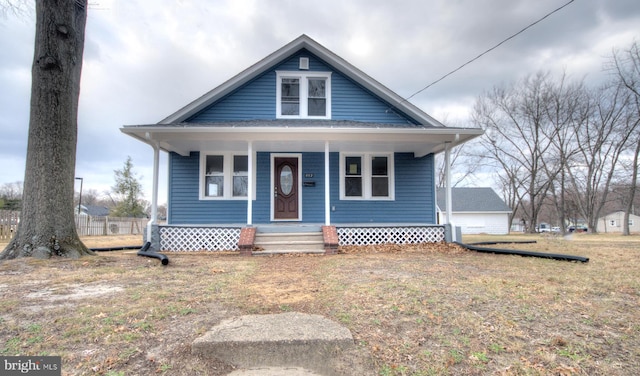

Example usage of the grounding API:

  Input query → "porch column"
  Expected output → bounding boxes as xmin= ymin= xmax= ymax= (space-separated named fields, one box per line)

xmin=324 ymin=141 xmax=331 ymax=226
xmin=444 ymin=141 xmax=452 ymax=225
xmin=146 ymin=137 xmax=160 ymax=242
xmin=247 ymin=141 xmax=253 ymax=226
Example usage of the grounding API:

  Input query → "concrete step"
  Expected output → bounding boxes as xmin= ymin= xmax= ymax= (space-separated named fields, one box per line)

xmin=254 ymin=232 xmax=324 ymax=252
xmin=192 ymin=313 xmax=354 ymax=375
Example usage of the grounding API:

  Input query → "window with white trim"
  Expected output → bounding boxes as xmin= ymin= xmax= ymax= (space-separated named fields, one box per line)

xmin=340 ymin=153 xmax=394 ymax=200
xmin=200 ymin=153 xmax=250 ymax=199
xmin=609 ymin=219 xmax=617 ymax=227
xmin=276 ymin=71 xmax=331 ymax=119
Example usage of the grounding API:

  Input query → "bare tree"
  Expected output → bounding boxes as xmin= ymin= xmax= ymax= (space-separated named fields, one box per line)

xmin=473 ymin=72 xmax=559 ymax=233
xmin=0 ymin=181 xmax=23 ymax=210
xmin=1 ymin=0 xmax=92 ymax=259
xmin=541 ymin=73 xmax=586 ymax=233
xmin=495 ymin=166 xmax=523 ymax=231
xmin=435 ymin=141 xmax=485 ymax=188
xmin=565 ymin=83 xmax=638 ymax=233
xmin=612 ymin=41 xmax=640 ymax=235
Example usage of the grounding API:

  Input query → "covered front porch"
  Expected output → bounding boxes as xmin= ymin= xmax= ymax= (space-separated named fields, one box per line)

xmin=123 ymin=121 xmax=480 ymax=254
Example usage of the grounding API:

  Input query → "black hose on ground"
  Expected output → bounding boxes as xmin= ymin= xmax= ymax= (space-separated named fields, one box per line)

xmin=467 ymin=241 xmax=538 ymax=246
xmin=137 ymin=242 xmax=169 ymax=265
xmin=454 ymin=241 xmax=589 ymax=263
xmin=91 ymin=245 xmax=144 ymax=252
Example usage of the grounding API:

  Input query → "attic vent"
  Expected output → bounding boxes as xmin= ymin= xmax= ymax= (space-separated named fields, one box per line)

xmin=299 ymin=57 xmax=309 ymax=70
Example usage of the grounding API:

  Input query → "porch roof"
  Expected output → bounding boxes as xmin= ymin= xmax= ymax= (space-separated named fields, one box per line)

xmin=121 ymin=119 xmax=483 ymax=157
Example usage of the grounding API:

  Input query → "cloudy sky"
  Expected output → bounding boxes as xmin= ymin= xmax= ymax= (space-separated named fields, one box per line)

xmin=1 ymin=0 xmax=638 ymax=204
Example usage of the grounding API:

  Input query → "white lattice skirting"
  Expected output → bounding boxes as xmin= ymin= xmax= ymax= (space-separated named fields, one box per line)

xmin=159 ymin=226 xmax=241 ymax=252
xmin=337 ymin=226 xmax=445 ymax=246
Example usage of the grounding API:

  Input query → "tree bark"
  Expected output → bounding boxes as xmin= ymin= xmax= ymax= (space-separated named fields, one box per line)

xmin=1 ymin=0 xmax=93 ymax=260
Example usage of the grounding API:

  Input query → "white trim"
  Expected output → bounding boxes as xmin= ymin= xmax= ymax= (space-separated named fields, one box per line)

xmin=199 ymin=151 xmax=257 ymax=200
xmin=324 ymin=142 xmax=331 ymax=226
xmin=270 ymin=153 xmax=303 ymax=221
xmin=445 ymin=141 xmax=452 ymax=225
xmin=276 ymin=71 xmax=332 ymax=119
xmin=339 ymin=152 xmax=395 ymax=200
xmin=247 ymin=142 xmax=253 ymax=225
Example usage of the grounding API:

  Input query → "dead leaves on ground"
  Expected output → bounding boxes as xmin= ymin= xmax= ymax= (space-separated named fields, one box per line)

xmin=339 ymin=242 xmax=467 ymax=255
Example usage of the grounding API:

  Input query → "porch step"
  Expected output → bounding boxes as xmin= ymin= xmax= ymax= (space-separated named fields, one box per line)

xmin=253 ymin=231 xmax=325 ymax=253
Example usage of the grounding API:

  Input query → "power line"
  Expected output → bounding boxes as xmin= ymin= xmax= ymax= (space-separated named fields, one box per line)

xmin=404 ymin=0 xmax=576 ymax=102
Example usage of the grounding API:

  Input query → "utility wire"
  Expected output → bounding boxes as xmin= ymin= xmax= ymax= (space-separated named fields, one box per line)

xmin=404 ymin=0 xmax=576 ymax=102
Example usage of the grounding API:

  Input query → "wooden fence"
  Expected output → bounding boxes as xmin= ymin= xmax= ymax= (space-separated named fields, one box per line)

xmin=0 ymin=210 xmax=19 ymax=240
xmin=75 ymin=215 xmax=148 ymax=236
xmin=0 ymin=210 xmax=148 ymax=240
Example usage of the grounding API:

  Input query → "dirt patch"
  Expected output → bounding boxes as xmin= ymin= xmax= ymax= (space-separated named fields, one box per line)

xmin=24 ymin=283 xmax=124 ymax=301
xmin=244 ymin=255 xmax=326 ymax=308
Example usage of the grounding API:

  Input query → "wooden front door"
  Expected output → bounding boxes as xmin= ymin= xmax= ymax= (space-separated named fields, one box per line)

xmin=274 ymin=157 xmax=299 ymax=220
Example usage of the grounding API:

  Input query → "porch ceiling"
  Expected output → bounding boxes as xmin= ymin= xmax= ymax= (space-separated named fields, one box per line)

xmin=121 ymin=124 xmax=483 ymax=157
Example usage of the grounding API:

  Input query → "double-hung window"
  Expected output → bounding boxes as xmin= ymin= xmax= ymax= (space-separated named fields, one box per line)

xmin=201 ymin=153 xmax=250 ymax=199
xmin=340 ymin=153 xmax=394 ymax=200
xmin=276 ymin=71 xmax=331 ymax=119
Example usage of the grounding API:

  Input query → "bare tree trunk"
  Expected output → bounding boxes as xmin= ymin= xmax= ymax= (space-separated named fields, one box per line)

xmin=1 ymin=0 xmax=93 ymax=260
xmin=623 ymin=137 xmax=640 ymax=235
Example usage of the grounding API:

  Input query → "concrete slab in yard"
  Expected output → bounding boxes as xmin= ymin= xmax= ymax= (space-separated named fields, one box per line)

xmin=227 ymin=366 xmax=324 ymax=375
xmin=192 ymin=312 xmax=354 ymax=375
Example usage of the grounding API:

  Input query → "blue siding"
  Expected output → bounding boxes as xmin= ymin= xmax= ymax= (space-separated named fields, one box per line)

xmin=301 ymin=153 xmax=326 ymax=222
xmin=252 ymin=152 xmax=271 ymax=222
xmin=188 ymin=72 xmax=276 ymax=122
xmin=168 ymin=151 xmax=436 ymax=225
xmin=168 ymin=152 xmax=247 ymax=224
xmin=329 ymin=153 xmax=435 ymax=224
xmin=187 ymin=49 xmax=418 ymax=124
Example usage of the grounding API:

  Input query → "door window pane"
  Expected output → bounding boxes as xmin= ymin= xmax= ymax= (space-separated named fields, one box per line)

xmin=280 ymin=165 xmax=293 ymax=195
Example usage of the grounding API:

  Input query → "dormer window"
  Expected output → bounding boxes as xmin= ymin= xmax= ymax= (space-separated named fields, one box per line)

xmin=276 ymin=71 xmax=331 ymax=119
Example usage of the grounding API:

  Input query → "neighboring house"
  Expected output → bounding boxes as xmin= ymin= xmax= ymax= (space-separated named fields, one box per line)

xmin=78 ymin=205 xmax=110 ymax=217
xmin=597 ymin=211 xmax=640 ymax=233
xmin=436 ymin=187 xmax=511 ymax=235
xmin=122 ymin=35 xmax=483 ymax=252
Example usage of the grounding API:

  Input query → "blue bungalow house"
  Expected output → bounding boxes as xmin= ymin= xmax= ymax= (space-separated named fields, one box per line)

xmin=121 ymin=35 xmax=483 ymax=254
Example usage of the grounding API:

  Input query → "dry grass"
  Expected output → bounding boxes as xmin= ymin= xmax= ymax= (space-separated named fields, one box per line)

xmin=0 ymin=233 xmax=639 ymax=375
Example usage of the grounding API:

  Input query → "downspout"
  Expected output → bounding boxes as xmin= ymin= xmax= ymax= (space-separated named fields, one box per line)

xmin=325 ymin=141 xmax=330 ymax=226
